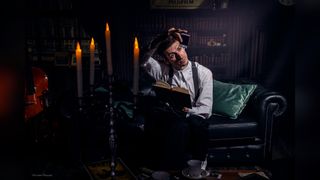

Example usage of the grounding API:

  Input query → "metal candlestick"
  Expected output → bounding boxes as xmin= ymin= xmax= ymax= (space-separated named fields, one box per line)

xmin=133 ymin=94 xmax=138 ymax=120
xmin=107 ymin=75 xmax=117 ymax=178
xmin=78 ymin=97 xmax=83 ymax=112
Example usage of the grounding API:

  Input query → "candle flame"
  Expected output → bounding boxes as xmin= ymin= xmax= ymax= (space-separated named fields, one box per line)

xmin=134 ymin=37 xmax=139 ymax=49
xmin=90 ymin=38 xmax=95 ymax=46
xmin=76 ymin=42 xmax=81 ymax=50
xmin=106 ymin=23 xmax=109 ymax=32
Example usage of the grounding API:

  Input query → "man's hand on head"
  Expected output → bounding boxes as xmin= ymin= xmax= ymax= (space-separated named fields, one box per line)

xmin=150 ymin=27 xmax=188 ymax=49
xmin=168 ymin=27 xmax=188 ymax=43
xmin=150 ymin=33 xmax=167 ymax=49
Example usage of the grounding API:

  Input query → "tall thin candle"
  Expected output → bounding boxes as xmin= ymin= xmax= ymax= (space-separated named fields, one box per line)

xmin=133 ymin=37 xmax=140 ymax=95
xmin=105 ymin=22 xmax=113 ymax=76
xmin=76 ymin=42 xmax=83 ymax=99
xmin=89 ymin=37 xmax=95 ymax=87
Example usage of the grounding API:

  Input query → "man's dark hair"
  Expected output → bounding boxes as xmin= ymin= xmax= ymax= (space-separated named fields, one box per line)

xmin=156 ymin=34 xmax=180 ymax=57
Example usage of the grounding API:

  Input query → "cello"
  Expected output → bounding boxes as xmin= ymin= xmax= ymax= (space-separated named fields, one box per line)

xmin=24 ymin=66 xmax=49 ymax=121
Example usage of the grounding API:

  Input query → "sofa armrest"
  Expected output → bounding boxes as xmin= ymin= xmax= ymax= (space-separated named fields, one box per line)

xmin=250 ymin=85 xmax=287 ymax=120
xmin=248 ymin=85 xmax=287 ymax=159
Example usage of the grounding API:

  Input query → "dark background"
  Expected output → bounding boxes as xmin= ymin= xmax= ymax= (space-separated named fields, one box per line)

xmin=0 ymin=0 xmax=319 ymax=179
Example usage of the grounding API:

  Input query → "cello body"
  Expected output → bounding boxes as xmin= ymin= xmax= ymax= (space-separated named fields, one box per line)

xmin=24 ymin=67 xmax=49 ymax=121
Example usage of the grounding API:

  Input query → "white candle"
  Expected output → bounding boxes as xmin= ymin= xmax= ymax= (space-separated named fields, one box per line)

xmin=76 ymin=42 xmax=83 ymax=98
xmin=89 ymin=37 xmax=95 ymax=87
xmin=133 ymin=37 xmax=140 ymax=95
xmin=105 ymin=22 xmax=113 ymax=76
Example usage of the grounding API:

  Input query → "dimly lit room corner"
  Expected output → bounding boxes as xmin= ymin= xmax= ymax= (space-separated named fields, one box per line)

xmin=1 ymin=0 xmax=27 ymax=179
xmin=295 ymin=1 xmax=320 ymax=179
xmin=0 ymin=0 xmax=302 ymax=179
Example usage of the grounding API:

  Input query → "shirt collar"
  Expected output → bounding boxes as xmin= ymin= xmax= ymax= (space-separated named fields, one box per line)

xmin=173 ymin=61 xmax=191 ymax=74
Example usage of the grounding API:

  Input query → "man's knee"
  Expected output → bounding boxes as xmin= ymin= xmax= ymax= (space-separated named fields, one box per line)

xmin=187 ymin=115 xmax=208 ymax=129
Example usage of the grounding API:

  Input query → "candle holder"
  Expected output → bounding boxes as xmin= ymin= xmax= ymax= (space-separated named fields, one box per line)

xmin=106 ymin=74 xmax=117 ymax=178
xmin=77 ymin=96 xmax=84 ymax=112
xmin=89 ymin=84 xmax=95 ymax=97
xmin=132 ymin=93 xmax=140 ymax=121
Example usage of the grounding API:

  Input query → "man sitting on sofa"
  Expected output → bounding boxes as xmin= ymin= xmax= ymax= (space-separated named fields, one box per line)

xmin=140 ymin=27 xmax=213 ymax=169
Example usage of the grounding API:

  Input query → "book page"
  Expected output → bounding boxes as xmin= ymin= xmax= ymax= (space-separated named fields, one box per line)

xmin=152 ymin=80 xmax=191 ymax=109
xmin=153 ymin=80 xmax=170 ymax=89
xmin=171 ymin=86 xmax=189 ymax=94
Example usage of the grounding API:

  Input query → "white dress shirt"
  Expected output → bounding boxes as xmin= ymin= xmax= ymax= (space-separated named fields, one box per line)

xmin=142 ymin=57 xmax=213 ymax=119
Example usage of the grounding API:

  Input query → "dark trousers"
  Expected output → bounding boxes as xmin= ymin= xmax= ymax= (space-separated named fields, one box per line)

xmin=145 ymin=106 xmax=209 ymax=170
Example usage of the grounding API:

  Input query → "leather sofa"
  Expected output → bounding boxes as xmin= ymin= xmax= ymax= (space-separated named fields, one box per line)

xmin=205 ymin=83 xmax=287 ymax=165
xmin=114 ymin=80 xmax=287 ymax=167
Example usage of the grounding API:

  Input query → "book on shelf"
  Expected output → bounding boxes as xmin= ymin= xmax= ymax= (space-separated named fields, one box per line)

xmin=153 ymin=80 xmax=192 ymax=110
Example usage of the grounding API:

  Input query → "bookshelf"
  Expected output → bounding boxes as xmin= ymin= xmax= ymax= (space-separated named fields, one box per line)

xmin=25 ymin=0 xmax=102 ymax=67
xmin=25 ymin=0 xmax=267 ymax=83
xmin=129 ymin=12 xmax=230 ymax=80
xmin=127 ymin=8 xmax=265 ymax=81
xmin=25 ymin=0 xmax=102 ymax=96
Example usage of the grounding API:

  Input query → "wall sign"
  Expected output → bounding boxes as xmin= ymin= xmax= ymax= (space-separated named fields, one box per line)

xmin=150 ymin=0 xmax=214 ymax=9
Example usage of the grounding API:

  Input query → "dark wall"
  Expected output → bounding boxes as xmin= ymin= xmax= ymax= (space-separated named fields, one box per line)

xmin=0 ymin=1 xmax=27 ymax=179
xmin=295 ymin=1 xmax=320 ymax=179
xmin=25 ymin=0 xmax=295 ymax=96
xmin=75 ymin=0 xmax=294 ymax=85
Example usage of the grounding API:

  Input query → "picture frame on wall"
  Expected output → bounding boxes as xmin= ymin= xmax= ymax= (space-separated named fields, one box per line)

xmin=150 ymin=0 xmax=228 ymax=10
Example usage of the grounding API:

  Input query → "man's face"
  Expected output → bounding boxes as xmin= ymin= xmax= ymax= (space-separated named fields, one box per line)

xmin=164 ymin=40 xmax=189 ymax=70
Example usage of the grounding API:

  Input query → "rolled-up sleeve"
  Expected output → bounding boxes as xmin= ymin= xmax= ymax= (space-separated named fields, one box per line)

xmin=142 ymin=57 xmax=166 ymax=81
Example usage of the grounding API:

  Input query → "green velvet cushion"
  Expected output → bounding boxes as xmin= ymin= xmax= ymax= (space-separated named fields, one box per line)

xmin=113 ymin=101 xmax=134 ymax=119
xmin=213 ymin=80 xmax=257 ymax=119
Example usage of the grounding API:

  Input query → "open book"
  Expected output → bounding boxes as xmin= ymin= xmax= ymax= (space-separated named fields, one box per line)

xmin=152 ymin=80 xmax=192 ymax=110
